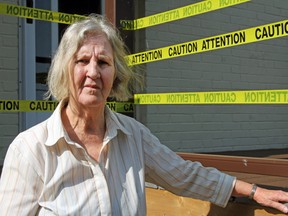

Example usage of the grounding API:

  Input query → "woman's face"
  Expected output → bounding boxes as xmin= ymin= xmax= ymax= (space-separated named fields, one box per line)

xmin=70 ymin=33 xmax=115 ymax=109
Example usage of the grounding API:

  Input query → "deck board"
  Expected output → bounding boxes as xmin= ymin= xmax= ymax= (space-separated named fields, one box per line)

xmin=146 ymin=187 xmax=286 ymax=216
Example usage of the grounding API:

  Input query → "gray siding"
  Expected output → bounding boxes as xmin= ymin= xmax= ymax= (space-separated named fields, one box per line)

xmin=0 ymin=0 xmax=19 ymax=164
xmin=139 ymin=0 xmax=288 ymax=153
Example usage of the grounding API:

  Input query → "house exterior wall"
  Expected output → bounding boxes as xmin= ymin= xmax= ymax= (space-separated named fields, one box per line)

xmin=138 ymin=0 xmax=288 ymax=153
xmin=0 ymin=0 xmax=288 ymax=168
xmin=0 ymin=0 xmax=19 ymax=165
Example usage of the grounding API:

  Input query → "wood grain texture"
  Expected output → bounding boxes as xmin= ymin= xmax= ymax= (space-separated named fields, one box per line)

xmin=146 ymin=188 xmax=286 ymax=216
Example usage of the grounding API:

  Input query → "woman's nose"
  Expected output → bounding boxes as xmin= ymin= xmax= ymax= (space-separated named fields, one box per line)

xmin=87 ymin=61 xmax=100 ymax=79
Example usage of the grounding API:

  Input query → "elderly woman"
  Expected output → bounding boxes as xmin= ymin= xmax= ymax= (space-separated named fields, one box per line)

xmin=0 ymin=14 xmax=287 ymax=215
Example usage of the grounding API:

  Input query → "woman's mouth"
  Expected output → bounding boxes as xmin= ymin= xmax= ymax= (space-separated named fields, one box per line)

xmin=84 ymin=84 xmax=99 ymax=89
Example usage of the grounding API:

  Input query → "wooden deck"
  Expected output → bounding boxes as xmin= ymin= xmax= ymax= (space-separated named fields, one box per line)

xmin=222 ymin=149 xmax=288 ymax=189
xmin=178 ymin=151 xmax=288 ymax=189
xmin=226 ymin=171 xmax=288 ymax=189
xmin=146 ymin=151 xmax=288 ymax=215
xmin=146 ymin=187 xmax=287 ymax=216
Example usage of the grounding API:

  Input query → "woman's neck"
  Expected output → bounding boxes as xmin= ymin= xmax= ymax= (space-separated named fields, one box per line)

xmin=61 ymin=102 xmax=107 ymax=162
xmin=62 ymin=102 xmax=106 ymax=136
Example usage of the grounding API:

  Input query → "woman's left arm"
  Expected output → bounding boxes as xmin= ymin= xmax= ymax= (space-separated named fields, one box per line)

xmin=232 ymin=180 xmax=288 ymax=214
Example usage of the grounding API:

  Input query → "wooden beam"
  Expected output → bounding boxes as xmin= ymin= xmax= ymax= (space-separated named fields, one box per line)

xmin=146 ymin=187 xmax=286 ymax=216
xmin=178 ymin=152 xmax=288 ymax=177
xmin=104 ymin=0 xmax=116 ymax=25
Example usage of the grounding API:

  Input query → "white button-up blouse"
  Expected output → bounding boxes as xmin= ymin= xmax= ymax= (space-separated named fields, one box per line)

xmin=0 ymin=101 xmax=235 ymax=215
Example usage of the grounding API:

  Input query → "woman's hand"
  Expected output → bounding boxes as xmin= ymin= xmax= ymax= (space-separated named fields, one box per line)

xmin=253 ymin=186 xmax=288 ymax=214
xmin=233 ymin=180 xmax=288 ymax=214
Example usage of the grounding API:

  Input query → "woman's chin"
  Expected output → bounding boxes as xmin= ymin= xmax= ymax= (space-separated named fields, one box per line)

xmin=79 ymin=97 xmax=106 ymax=107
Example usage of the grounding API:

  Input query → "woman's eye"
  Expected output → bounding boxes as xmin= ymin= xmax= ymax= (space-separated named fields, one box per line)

xmin=98 ymin=60 xmax=108 ymax=65
xmin=76 ymin=59 xmax=89 ymax=64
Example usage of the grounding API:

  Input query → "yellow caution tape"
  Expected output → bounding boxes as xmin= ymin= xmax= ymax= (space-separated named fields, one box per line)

xmin=2 ymin=3 xmax=286 ymax=68
xmin=106 ymin=102 xmax=134 ymax=113
xmin=127 ymin=19 xmax=288 ymax=66
xmin=134 ymin=90 xmax=288 ymax=104
xmin=120 ymin=0 xmax=250 ymax=30
xmin=2 ymin=90 xmax=288 ymax=112
xmin=0 ymin=1 xmax=250 ymax=29
xmin=0 ymin=100 xmax=134 ymax=112
xmin=0 ymin=100 xmax=59 ymax=112
xmin=0 ymin=3 xmax=86 ymax=24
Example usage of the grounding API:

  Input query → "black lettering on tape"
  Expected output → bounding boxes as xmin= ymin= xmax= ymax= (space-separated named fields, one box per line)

xmin=255 ymin=21 xmax=288 ymax=40
xmin=0 ymin=100 xmax=19 ymax=111
xmin=124 ymin=103 xmax=134 ymax=112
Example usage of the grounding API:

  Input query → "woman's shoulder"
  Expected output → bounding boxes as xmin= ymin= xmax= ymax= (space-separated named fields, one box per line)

xmin=110 ymin=111 xmax=155 ymax=140
xmin=111 ymin=111 xmax=146 ymax=129
xmin=11 ymin=119 xmax=49 ymax=151
xmin=6 ymin=119 xmax=50 ymax=177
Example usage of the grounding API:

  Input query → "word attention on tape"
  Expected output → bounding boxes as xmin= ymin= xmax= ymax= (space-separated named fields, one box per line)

xmin=120 ymin=0 xmax=250 ymax=30
xmin=134 ymin=90 xmax=288 ymax=104
xmin=0 ymin=100 xmax=134 ymax=113
xmin=127 ymin=19 xmax=288 ymax=66
xmin=0 ymin=3 xmax=86 ymax=24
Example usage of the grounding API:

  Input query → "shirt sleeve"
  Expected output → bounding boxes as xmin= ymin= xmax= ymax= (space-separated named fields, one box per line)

xmin=0 ymin=141 xmax=42 ymax=215
xmin=143 ymin=129 xmax=235 ymax=207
